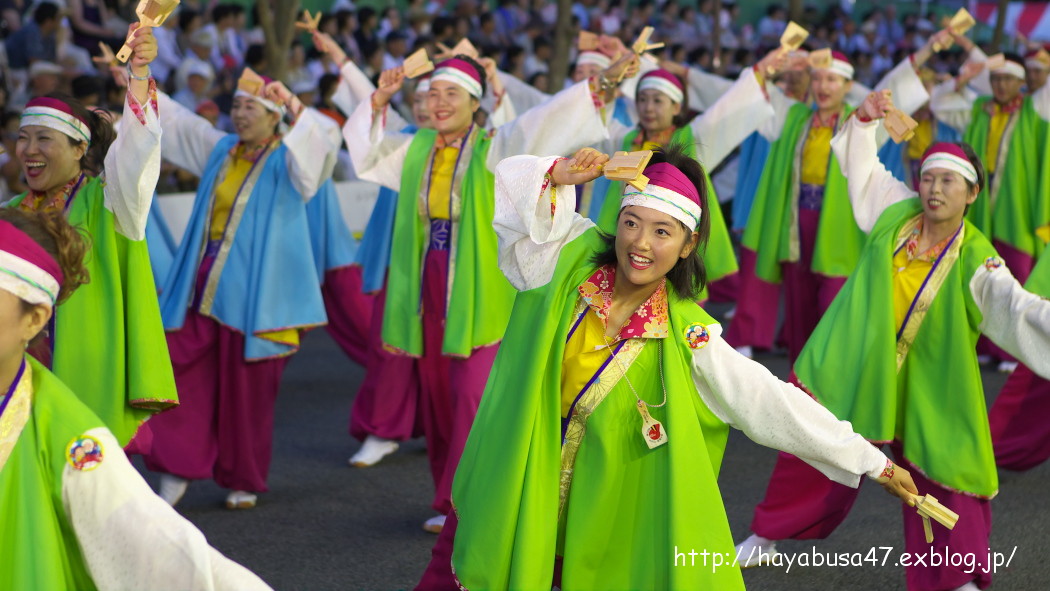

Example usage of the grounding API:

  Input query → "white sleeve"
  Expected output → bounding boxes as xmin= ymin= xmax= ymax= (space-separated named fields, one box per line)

xmin=1031 ymin=81 xmax=1050 ymax=121
xmin=758 ymin=77 xmax=799 ymax=141
xmin=971 ymin=263 xmax=1050 ymax=378
xmin=103 ymin=90 xmax=163 ymax=241
xmin=966 ymin=47 xmax=993 ymax=97
xmin=497 ymin=70 xmax=551 ymax=114
xmin=156 ymin=91 xmax=226 ymax=178
xmin=493 ymin=154 xmax=596 ymax=290
xmin=485 ymin=90 xmax=517 ymax=129
xmin=342 ymin=99 xmax=414 ymax=190
xmin=63 ymin=428 xmax=272 ymax=591
xmin=829 ymin=116 xmax=916 ymax=232
xmin=283 ymin=107 xmax=342 ymax=200
xmin=688 ymin=68 xmax=776 ymax=170
xmin=874 ymin=57 xmax=930 ymax=119
xmin=929 ymin=78 xmax=977 ymax=133
xmin=685 ymin=67 xmax=734 ymax=112
xmin=486 ymin=79 xmax=609 ymax=170
xmin=692 ymin=337 xmax=888 ymax=487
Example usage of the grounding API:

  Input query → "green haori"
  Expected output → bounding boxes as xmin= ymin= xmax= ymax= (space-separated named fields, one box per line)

xmin=381 ymin=127 xmax=516 ymax=357
xmin=451 ymin=228 xmax=744 ymax=589
xmin=795 ymin=199 xmax=999 ymax=498
xmin=1026 ymin=245 xmax=1050 ymax=297
xmin=7 ymin=178 xmax=177 ymax=446
xmin=596 ymin=127 xmax=739 ymax=300
xmin=0 ymin=357 xmax=102 ymax=590
xmin=963 ymin=96 xmax=1050 ymax=258
xmin=741 ymin=102 xmax=865 ymax=283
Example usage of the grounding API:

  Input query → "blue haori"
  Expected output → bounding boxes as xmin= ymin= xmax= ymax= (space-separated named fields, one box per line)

xmin=158 ymin=134 xmax=327 ymax=360
xmin=304 ymin=179 xmax=359 ymax=281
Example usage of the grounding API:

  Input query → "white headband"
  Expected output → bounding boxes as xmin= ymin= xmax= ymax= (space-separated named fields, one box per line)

xmin=431 ymin=67 xmax=483 ymax=98
xmin=920 ymin=152 xmax=978 ymax=184
xmin=991 ymin=61 xmax=1026 ymax=80
xmin=621 ymin=184 xmax=702 ymax=230
xmin=638 ymin=76 xmax=684 ymax=104
xmin=816 ymin=60 xmax=854 ymax=81
xmin=234 ymin=89 xmax=285 ymax=114
xmin=21 ymin=106 xmax=91 ymax=144
xmin=1025 ymin=57 xmax=1049 ymax=71
xmin=0 ymin=250 xmax=59 ymax=307
xmin=416 ymin=78 xmax=431 ymax=93
xmin=577 ymin=51 xmax=611 ymax=70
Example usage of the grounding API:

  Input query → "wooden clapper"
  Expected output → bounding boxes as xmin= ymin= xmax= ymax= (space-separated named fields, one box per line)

xmin=769 ymin=21 xmax=809 ymax=74
xmin=934 ymin=8 xmax=976 ymax=51
xmin=913 ymin=494 xmax=960 ymax=543
xmin=403 ymin=48 xmax=434 ymax=79
xmin=604 ymin=151 xmax=654 ymax=191
xmin=116 ymin=0 xmax=180 ymax=63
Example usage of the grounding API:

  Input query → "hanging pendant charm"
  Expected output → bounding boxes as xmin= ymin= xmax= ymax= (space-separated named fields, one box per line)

xmin=636 ymin=400 xmax=668 ymax=449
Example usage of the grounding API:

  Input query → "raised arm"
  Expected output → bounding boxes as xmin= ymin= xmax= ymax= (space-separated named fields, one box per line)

xmin=156 ymin=91 xmax=226 ymax=177
xmin=929 ymin=61 xmax=981 ymax=133
xmin=263 ymin=80 xmax=342 ymax=200
xmin=830 ymin=93 xmax=916 ymax=232
xmin=64 ymin=428 xmax=272 ymax=591
xmin=971 ymin=261 xmax=1050 ymax=378
xmin=342 ymin=67 xmax=415 ymax=190
xmin=688 ymin=67 xmax=776 ymax=170
xmin=102 ymin=25 xmax=163 ymax=241
xmin=493 ymin=151 xmax=600 ymax=290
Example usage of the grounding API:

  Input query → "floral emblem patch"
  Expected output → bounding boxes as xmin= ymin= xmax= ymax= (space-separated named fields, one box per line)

xmin=984 ymin=256 xmax=1003 ymax=271
xmin=683 ymin=322 xmax=710 ymax=349
xmin=67 ymin=435 xmax=104 ymax=471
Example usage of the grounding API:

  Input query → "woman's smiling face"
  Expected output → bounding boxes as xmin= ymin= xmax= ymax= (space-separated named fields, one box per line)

xmin=614 ymin=206 xmax=698 ymax=292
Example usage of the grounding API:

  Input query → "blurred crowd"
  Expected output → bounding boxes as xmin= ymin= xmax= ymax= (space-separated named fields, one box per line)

xmin=0 ymin=0 xmax=1045 ymax=199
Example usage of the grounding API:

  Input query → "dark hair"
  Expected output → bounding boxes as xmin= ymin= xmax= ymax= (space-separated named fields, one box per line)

xmin=178 ymin=8 xmax=200 ymax=31
xmin=38 ymin=93 xmax=115 ymax=176
xmin=71 ymin=75 xmax=105 ymax=102
xmin=956 ymin=142 xmax=986 ymax=194
xmin=0 ymin=209 xmax=90 ymax=307
xmin=33 ymin=1 xmax=60 ymax=25
xmin=245 ymin=44 xmax=266 ymax=69
xmin=590 ymin=143 xmax=711 ymax=301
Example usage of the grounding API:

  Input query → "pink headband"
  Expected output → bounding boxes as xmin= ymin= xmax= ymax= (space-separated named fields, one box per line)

xmin=22 ymin=97 xmax=92 ymax=144
xmin=920 ymin=142 xmax=978 ymax=184
xmin=432 ymin=58 xmax=484 ymax=98
xmin=814 ymin=50 xmax=854 ymax=80
xmin=0 ymin=219 xmax=63 ymax=306
xmin=620 ymin=162 xmax=703 ymax=229
xmin=638 ymin=69 xmax=685 ymax=103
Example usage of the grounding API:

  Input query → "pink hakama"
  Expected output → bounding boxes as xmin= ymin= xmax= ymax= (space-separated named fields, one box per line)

xmin=144 ymin=255 xmax=290 ymax=492
xmin=782 ymin=207 xmax=846 ymax=363
xmin=348 ymin=284 xmax=422 ymax=442
xmin=321 ymin=265 xmax=374 ymax=366
xmin=752 ymin=444 xmax=993 ymax=591
xmin=723 ymin=248 xmax=781 ymax=350
xmin=989 ymin=363 xmax=1050 ymax=471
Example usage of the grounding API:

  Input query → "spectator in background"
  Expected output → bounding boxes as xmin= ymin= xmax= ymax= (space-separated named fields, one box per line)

xmin=757 ymin=5 xmax=787 ymax=47
xmin=244 ymin=44 xmax=267 ymax=75
xmin=524 ymin=35 xmax=551 ymax=78
xmin=285 ymin=41 xmax=314 ymax=96
xmin=71 ymin=74 xmax=104 ymax=107
xmin=172 ymin=63 xmax=214 ymax=110
xmin=377 ymin=6 xmax=403 ymax=39
xmin=27 ymin=61 xmax=64 ymax=99
xmin=68 ymin=0 xmax=123 ymax=55
xmin=355 ymin=7 xmax=381 ymax=57
xmin=382 ymin=31 xmax=408 ymax=71
xmin=152 ymin=11 xmax=184 ymax=87
xmin=175 ymin=29 xmax=216 ymax=95
xmin=6 ymin=2 xmax=60 ymax=70
xmin=335 ymin=10 xmax=363 ymax=64
xmin=878 ymin=6 xmax=905 ymax=48
xmin=176 ymin=8 xmax=203 ymax=56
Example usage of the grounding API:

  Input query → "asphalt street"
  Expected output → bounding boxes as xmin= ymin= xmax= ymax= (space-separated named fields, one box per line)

xmin=135 ymin=307 xmax=1050 ymax=591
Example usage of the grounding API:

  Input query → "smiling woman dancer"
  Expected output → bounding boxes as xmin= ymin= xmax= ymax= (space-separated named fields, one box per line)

xmin=736 ymin=90 xmax=1050 ymax=591
xmin=414 ymin=144 xmax=918 ymax=590
xmin=0 ymin=209 xmax=270 ymax=590
xmin=345 ymin=52 xmax=640 ymax=532
xmin=7 ymin=24 xmax=176 ymax=448
xmin=143 ymin=67 xmax=342 ymax=510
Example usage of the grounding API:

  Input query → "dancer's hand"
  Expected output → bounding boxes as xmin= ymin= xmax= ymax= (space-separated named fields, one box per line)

xmin=374 ymin=66 xmax=405 ymax=109
xmin=876 ymin=461 xmax=919 ymax=506
xmin=551 ymin=148 xmax=609 ymax=186
xmin=857 ymin=89 xmax=894 ymax=121
xmin=313 ymin=31 xmax=348 ymax=67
